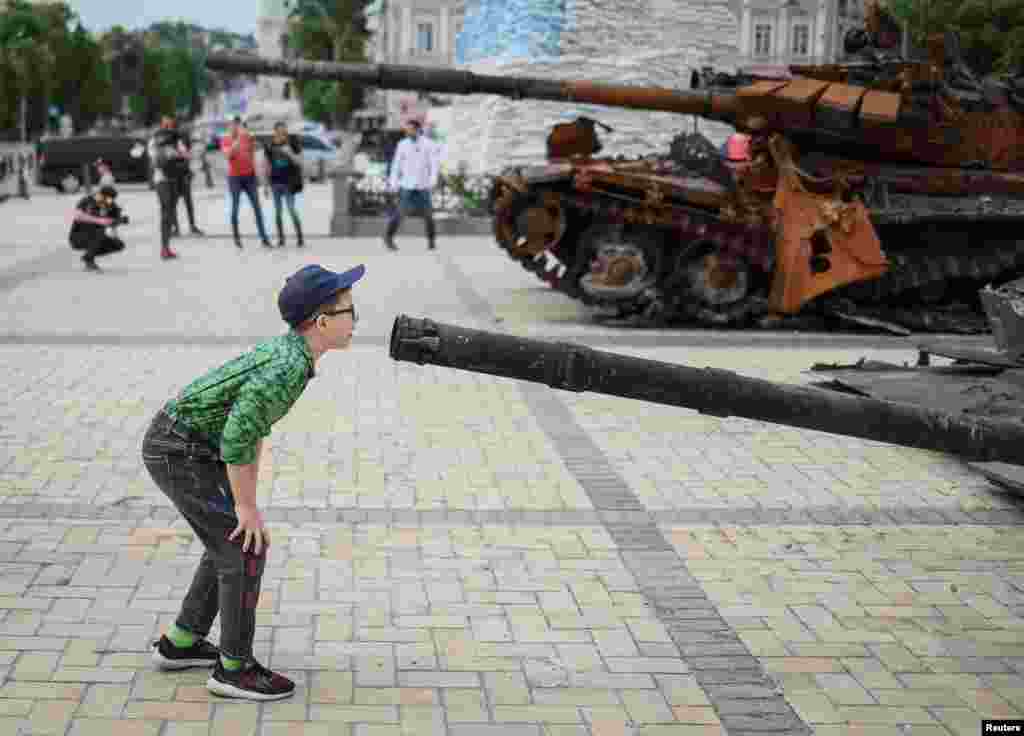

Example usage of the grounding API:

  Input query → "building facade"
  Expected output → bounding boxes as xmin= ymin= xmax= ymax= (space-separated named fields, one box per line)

xmin=357 ymin=0 xmax=869 ymax=172
xmin=241 ymin=0 xmax=303 ymax=125
xmin=359 ymin=0 xmax=466 ymax=130
xmin=724 ymin=0 xmax=865 ymax=68
xmin=443 ymin=0 xmax=741 ymax=175
xmin=256 ymin=0 xmax=291 ymax=103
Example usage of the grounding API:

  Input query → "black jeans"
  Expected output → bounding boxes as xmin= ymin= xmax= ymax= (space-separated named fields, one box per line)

xmin=174 ymin=174 xmax=197 ymax=231
xmin=141 ymin=410 xmax=266 ymax=660
xmin=70 ymin=229 xmax=125 ymax=261
xmin=157 ymin=179 xmax=182 ymax=248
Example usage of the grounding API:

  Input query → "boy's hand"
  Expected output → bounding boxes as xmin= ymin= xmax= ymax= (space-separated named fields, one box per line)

xmin=230 ymin=503 xmax=270 ymax=555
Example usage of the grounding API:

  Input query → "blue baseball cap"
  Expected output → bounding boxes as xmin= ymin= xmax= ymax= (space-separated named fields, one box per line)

xmin=278 ymin=263 xmax=365 ymax=327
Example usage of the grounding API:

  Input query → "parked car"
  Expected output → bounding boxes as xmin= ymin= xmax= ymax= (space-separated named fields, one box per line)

xmin=36 ymin=135 xmax=150 ymax=193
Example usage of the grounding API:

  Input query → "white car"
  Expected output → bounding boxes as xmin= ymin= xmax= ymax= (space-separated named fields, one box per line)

xmin=252 ymin=131 xmax=341 ymax=182
xmin=294 ymin=132 xmax=341 ymax=181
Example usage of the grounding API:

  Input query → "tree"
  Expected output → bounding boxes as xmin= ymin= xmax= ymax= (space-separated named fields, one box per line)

xmin=52 ymin=23 xmax=114 ymax=133
xmin=0 ymin=0 xmax=56 ymax=139
xmin=287 ymin=0 xmax=371 ymax=127
xmin=884 ymin=0 xmax=1024 ymax=74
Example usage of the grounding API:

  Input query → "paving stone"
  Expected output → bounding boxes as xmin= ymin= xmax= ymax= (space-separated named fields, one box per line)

xmin=2 ymin=186 xmax=1022 ymax=736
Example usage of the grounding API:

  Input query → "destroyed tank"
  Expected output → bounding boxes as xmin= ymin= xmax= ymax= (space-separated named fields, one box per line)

xmin=206 ymin=15 xmax=1024 ymax=333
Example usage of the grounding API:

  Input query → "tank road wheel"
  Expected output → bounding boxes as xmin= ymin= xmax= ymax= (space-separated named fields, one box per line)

xmin=494 ymin=188 xmax=567 ymax=260
xmin=667 ymin=240 xmax=764 ymax=326
xmin=578 ymin=225 xmax=666 ymax=318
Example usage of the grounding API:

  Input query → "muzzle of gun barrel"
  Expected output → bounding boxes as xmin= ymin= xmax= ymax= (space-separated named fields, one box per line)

xmin=389 ymin=315 xmax=441 ymax=365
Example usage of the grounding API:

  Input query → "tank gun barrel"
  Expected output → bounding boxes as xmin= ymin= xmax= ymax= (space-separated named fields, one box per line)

xmin=205 ymin=52 xmax=740 ymax=124
xmin=390 ymin=315 xmax=1024 ymax=466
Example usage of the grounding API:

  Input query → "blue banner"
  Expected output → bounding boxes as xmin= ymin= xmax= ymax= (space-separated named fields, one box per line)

xmin=457 ymin=0 xmax=568 ymax=64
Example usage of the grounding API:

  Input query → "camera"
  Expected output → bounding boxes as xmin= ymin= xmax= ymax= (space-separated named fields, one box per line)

xmin=117 ymin=215 xmax=130 ymax=225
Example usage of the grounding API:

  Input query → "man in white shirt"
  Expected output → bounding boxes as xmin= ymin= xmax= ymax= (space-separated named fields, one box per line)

xmin=384 ymin=119 xmax=439 ymax=251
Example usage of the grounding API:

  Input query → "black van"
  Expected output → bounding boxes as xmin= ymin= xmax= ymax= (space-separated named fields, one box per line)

xmin=36 ymin=135 xmax=151 ymax=193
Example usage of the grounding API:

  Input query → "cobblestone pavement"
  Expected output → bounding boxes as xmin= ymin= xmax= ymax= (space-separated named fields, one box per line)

xmin=0 ymin=184 xmax=1022 ymax=735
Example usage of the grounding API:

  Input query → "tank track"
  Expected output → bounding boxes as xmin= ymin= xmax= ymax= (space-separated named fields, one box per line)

xmin=494 ymin=186 xmax=1024 ymax=332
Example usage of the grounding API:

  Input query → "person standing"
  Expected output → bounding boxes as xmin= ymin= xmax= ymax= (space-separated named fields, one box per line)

xmin=262 ymin=122 xmax=304 ymax=248
xmin=172 ymin=126 xmax=205 ymax=238
xmin=383 ymin=119 xmax=439 ymax=251
xmin=143 ymin=262 xmax=365 ymax=700
xmin=221 ymin=117 xmax=272 ymax=249
xmin=69 ymin=185 xmax=126 ymax=272
xmin=148 ymin=115 xmax=190 ymax=260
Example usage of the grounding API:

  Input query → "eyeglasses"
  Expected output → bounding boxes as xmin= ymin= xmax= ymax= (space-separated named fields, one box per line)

xmin=318 ymin=306 xmax=357 ymax=323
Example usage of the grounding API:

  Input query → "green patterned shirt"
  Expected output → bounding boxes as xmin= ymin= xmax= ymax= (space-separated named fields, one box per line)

xmin=164 ymin=330 xmax=315 ymax=465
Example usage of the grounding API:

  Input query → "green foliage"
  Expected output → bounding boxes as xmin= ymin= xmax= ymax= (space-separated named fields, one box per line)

xmin=0 ymin=0 xmax=59 ymax=137
xmin=883 ymin=0 xmax=1024 ymax=74
xmin=287 ymin=0 xmax=371 ymax=127
xmin=0 ymin=1 xmax=261 ymax=137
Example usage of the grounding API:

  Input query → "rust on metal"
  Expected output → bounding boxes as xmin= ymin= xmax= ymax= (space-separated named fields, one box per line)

xmin=768 ymin=136 xmax=888 ymax=314
xmin=859 ymin=89 xmax=902 ymax=127
xmin=771 ymin=78 xmax=832 ymax=129
xmin=816 ymin=83 xmax=868 ymax=130
xmin=207 ymin=23 xmax=1024 ymax=333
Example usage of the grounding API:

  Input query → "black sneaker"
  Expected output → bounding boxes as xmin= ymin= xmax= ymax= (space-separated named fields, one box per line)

xmin=383 ymin=237 xmax=398 ymax=251
xmin=151 ymin=635 xmax=219 ymax=670
xmin=190 ymin=227 xmax=205 ymax=237
xmin=82 ymin=256 xmax=100 ymax=272
xmin=207 ymin=659 xmax=295 ymax=701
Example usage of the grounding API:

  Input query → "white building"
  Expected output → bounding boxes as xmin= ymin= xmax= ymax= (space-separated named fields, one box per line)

xmin=359 ymin=0 xmax=466 ymax=130
xmin=355 ymin=0 xmax=869 ymax=172
xmin=723 ymin=0 xmax=865 ymax=68
xmin=250 ymin=0 xmax=303 ymax=124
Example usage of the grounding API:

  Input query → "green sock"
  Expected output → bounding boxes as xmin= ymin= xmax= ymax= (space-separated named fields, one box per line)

xmin=220 ymin=655 xmax=244 ymax=671
xmin=166 ymin=624 xmax=198 ymax=649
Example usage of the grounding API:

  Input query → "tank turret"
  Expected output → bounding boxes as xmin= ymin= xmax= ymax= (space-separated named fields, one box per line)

xmin=206 ymin=37 xmax=1023 ymax=171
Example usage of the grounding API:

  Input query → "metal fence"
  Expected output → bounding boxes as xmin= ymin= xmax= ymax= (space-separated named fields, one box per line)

xmin=350 ymin=172 xmax=496 ymax=217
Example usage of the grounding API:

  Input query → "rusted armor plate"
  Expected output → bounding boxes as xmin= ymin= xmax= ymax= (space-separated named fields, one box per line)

xmin=771 ymin=79 xmax=831 ymax=129
xmin=859 ymin=89 xmax=902 ymax=128
xmin=816 ymin=83 xmax=867 ymax=131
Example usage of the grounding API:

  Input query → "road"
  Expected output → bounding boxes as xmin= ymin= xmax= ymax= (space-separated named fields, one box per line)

xmin=0 ymin=179 xmax=1021 ymax=736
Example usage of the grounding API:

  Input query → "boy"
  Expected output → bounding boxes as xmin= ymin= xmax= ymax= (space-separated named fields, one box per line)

xmin=142 ymin=263 xmax=364 ymax=700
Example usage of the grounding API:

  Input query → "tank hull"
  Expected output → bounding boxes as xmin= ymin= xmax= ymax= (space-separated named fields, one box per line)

xmin=492 ymin=135 xmax=1024 ymax=332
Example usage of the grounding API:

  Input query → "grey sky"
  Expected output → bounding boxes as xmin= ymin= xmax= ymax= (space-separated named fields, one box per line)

xmin=67 ymin=0 xmax=259 ymax=36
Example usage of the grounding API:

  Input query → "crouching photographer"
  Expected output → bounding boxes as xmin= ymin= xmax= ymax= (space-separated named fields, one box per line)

xmin=69 ymin=185 xmax=127 ymax=272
